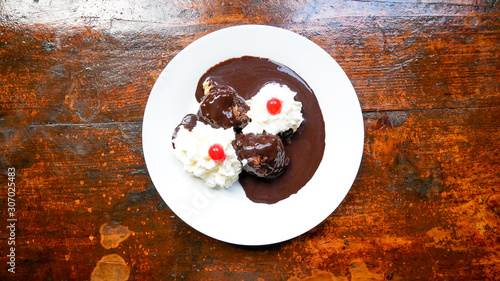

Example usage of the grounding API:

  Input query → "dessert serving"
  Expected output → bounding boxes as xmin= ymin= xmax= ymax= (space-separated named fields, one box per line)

xmin=172 ymin=56 xmax=326 ymax=204
xmin=143 ymin=24 xmax=363 ymax=245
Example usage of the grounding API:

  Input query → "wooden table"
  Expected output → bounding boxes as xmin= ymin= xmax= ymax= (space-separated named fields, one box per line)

xmin=1 ymin=1 xmax=499 ymax=280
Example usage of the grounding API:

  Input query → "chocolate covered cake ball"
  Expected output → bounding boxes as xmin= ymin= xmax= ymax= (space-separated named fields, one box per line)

xmin=197 ymin=80 xmax=250 ymax=130
xmin=232 ymin=132 xmax=289 ymax=179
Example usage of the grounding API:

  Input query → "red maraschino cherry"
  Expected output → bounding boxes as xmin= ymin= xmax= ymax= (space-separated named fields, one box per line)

xmin=208 ymin=143 xmax=226 ymax=162
xmin=266 ymin=97 xmax=282 ymax=115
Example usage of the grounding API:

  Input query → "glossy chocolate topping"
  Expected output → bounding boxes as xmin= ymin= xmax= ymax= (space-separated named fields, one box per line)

xmin=197 ymin=83 xmax=250 ymax=129
xmin=172 ymin=113 xmax=198 ymax=148
xmin=196 ymin=56 xmax=326 ymax=204
xmin=232 ymin=133 xmax=289 ymax=179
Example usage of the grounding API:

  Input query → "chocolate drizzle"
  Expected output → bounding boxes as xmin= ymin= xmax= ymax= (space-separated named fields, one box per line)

xmin=172 ymin=114 xmax=198 ymax=148
xmin=196 ymin=56 xmax=326 ymax=204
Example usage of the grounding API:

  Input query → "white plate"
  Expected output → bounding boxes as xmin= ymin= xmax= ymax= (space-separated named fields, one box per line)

xmin=142 ymin=25 xmax=364 ymax=246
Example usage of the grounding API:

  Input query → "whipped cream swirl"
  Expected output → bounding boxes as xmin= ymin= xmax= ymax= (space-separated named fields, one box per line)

xmin=172 ymin=121 xmax=241 ymax=188
xmin=243 ymin=82 xmax=303 ymax=135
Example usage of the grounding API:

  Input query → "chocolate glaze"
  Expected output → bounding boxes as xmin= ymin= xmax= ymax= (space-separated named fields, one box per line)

xmin=196 ymin=56 xmax=326 ymax=204
xmin=197 ymin=83 xmax=250 ymax=129
xmin=172 ymin=114 xmax=198 ymax=148
xmin=232 ymin=133 xmax=289 ymax=179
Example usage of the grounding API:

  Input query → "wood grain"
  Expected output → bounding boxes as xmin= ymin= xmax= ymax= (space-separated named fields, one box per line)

xmin=1 ymin=0 xmax=499 ymax=280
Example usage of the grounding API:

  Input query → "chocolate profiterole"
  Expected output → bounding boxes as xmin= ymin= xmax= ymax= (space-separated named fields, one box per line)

xmin=197 ymin=80 xmax=250 ymax=130
xmin=196 ymin=56 xmax=326 ymax=204
xmin=232 ymin=133 xmax=289 ymax=179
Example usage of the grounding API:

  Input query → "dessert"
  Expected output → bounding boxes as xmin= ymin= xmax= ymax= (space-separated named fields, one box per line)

xmin=173 ymin=56 xmax=325 ymax=204
xmin=197 ymin=81 xmax=250 ymax=130
xmin=232 ymin=132 xmax=289 ymax=179
xmin=196 ymin=56 xmax=325 ymax=204
xmin=172 ymin=120 xmax=242 ymax=189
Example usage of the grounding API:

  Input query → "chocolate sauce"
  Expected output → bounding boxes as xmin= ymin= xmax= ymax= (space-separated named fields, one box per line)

xmin=172 ymin=114 xmax=198 ymax=148
xmin=196 ymin=56 xmax=326 ymax=204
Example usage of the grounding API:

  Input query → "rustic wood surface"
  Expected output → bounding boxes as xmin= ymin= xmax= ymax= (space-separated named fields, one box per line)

xmin=1 ymin=0 xmax=499 ymax=280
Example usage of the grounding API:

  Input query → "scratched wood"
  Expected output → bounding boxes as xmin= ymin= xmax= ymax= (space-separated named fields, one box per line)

xmin=1 ymin=0 xmax=499 ymax=280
